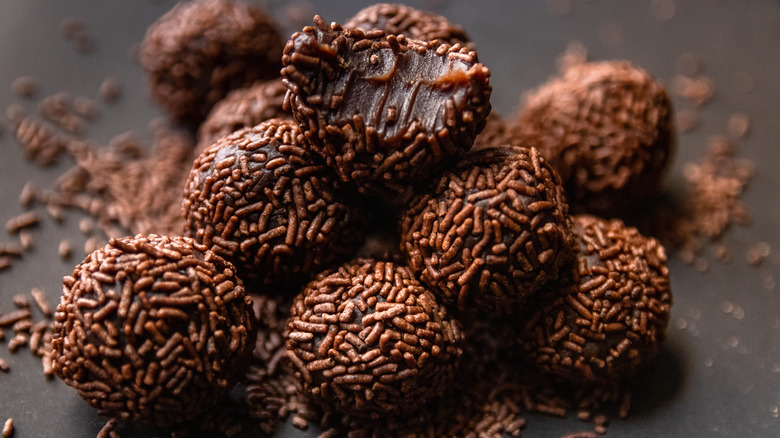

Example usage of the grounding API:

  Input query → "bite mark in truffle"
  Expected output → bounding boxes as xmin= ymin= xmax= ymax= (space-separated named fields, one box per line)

xmin=515 ymin=61 xmax=674 ymax=215
xmin=518 ymin=215 xmax=672 ymax=382
xmin=281 ymin=16 xmax=491 ymax=202
xmin=51 ymin=234 xmax=256 ymax=426
xmin=182 ymin=119 xmax=364 ymax=286
xmin=285 ymin=259 xmax=463 ymax=417
xmin=400 ymin=147 xmax=575 ymax=313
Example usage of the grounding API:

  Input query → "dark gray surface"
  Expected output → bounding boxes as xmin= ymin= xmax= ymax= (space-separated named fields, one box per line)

xmin=1 ymin=0 xmax=779 ymax=436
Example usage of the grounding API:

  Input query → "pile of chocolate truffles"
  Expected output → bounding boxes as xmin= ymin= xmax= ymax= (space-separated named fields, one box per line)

xmin=50 ymin=0 xmax=674 ymax=431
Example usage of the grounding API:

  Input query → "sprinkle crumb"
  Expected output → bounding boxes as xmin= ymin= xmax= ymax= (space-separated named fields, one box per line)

xmin=2 ymin=418 xmax=13 ymax=438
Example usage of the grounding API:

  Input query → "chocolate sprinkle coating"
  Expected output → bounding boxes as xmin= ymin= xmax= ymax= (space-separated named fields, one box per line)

xmin=182 ymin=119 xmax=364 ymax=286
xmin=285 ymin=259 xmax=463 ymax=417
xmin=344 ymin=3 xmax=471 ymax=47
xmin=400 ymin=147 xmax=575 ymax=313
xmin=518 ymin=215 xmax=672 ymax=383
xmin=515 ymin=61 xmax=674 ymax=215
xmin=51 ymin=234 xmax=256 ymax=426
xmin=281 ymin=16 xmax=492 ymax=202
xmin=139 ymin=0 xmax=284 ymax=123
xmin=196 ymin=78 xmax=290 ymax=156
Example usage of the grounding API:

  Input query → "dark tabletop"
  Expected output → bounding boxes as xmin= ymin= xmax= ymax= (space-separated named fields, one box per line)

xmin=1 ymin=0 xmax=779 ymax=437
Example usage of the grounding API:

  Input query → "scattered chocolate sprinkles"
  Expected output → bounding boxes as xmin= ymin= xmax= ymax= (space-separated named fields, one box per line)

xmin=96 ymin=419 xmax=118 ymax=438
xmin=138 ymin=0 xmax=285 ymax=123
xmin=59 ymin=16 xmax=94 ymax=53
xmin=30 ymin=288 xmax=53 ymax=317
xmin=515 ymin=60 xmax=675 ymax=215
xmin=281 ymin=15 xmax=491 ymax=202
xmin=182 ymin=119 xmax=364 ymax=286
xmin=638 ymin=135 xmax=755 ymax=264
xmin=285 ymin=258 xmax=463 ymax=417
xmin=400 ymin=147 xmax=574 ymax=312
xmin=38 ymin=92 xmax=85 ymax=135
xmin=5 ymin=211 xmax=40 ymax=233
xmin=11 ymin=76 xmax=38 ymax=98
xmin=58 ymin=239 xmax=72 ymax=260
xmin=344 ymin=3 xmax=472 ymax=46
xmin=51 ymin=234 xmax=257 ymax=426
xmin=99 ymin=76 xmax=123 ymax=103
xmin=519 ymin=215 xmax=672 ymax=382
xmin=1 ymin=418 xmax=13 ymax=438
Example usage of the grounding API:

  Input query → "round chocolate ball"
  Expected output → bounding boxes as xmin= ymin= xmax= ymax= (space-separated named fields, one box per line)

xmin=139 ymin=0 xmax=284 ymax=123
xmin=515 ymin=60 xmax=674 ymax=215
xmin=182 ymin=119 xmax=364 ymax=286
xmin=196 ymin=78 xmax=290 ymax=156
xmin=400 ymin=147 xmax=575 ymax=313
xmin=281 ymin=16 xmax=491 ymax=203
xmin=344 ymin=3 xmax=471 ymax=47
xmin=285 ymin=259 xmax=464 ymax=417
xmin=518 ymin=214 xmax=672 ymax=383
xmin=51 ymin=234 xmax=256 ymax=426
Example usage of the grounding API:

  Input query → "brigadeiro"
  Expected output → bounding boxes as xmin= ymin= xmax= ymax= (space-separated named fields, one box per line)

xmin=196 ymin=78 xmax=290 ymax=156
xmin=139 ymin=0 xmax=284 ymax=123
xmin=182 ymin=118 xmax=364 ymax=286
xmin=50 ymin=234 xmax=256 ymax=426
xmin=515 ymin=60 xmax=674 ymax=215
xmin=344 ymin=3 xmax=471 ymax=47
xmin=400 ymin=147 xmax=575 ymax=313
xmin=285 ymin=258 xmax=463 ymax=417
xmin=281 ymin=16 xmax=492 ymax=203
xmin=518 ymin=214 xmax=672 ymax=383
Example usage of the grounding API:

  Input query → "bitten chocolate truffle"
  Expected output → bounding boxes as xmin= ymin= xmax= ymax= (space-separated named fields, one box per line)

xmin=196 ymin=78 xmax=290 ymax=156
xmin=400 ymin=147 xmax=575 ymax=313
xmin=518 ymin=214 xmax=672 ymax=383
xmin=285 ymin=259 xmax=463 ymax=417
xmin=515 ymin=60 xmax=674 ymax=215
xmin=182 ymin=119 xmax=364 ymax=286
xmin=51 ymin=234 xmax=256 ymax=426
xmin=344 ymin=3 xmax=471 ymax=47
xmin=281 ymin=16 xmax=491 ymax=202
xmin=139 ymin=0 xmax=284 ymax=123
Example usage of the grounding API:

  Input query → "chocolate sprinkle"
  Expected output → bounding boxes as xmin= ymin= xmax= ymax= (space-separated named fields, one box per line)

xmin=183 ymin=119 xmax=364 ymax=286
xmin=519 ymin=214 xmax=672 ymax=382
xmin=516 ymin=60 xmax=674 ymax=215
xmin=281 ymin=16 xmax=491 ymax=202
xmin=1 ymin=418 xmax=12 ymax=438
xmin=400 ymin=147 xmax=575 ymax=312
xmin=51 ymin=234 xmax=257 ymax=426
xmin=139 ymin=0 xmax=284 ymax=123
xmin=285 ymin=258 xmax=463 ymax=417
xmin=344 ymin=3 xmax=471 ymax=47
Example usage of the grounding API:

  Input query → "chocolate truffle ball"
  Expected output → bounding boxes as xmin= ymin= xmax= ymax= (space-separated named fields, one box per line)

xmin=182 ymin=119 xmax=364 ymax=286
xmin=51 ymin=234 xmax=256 ymax=426
xmin=196 ymin=78 xmax=290 ymax=155
xmin=139 ymin=0 xmax=284 ymax=123
xmin=285 ymin=259 xmax=463 ymax=417
xmin=400 ymin=147 xmax=575 ymax=313
xmin=281 ymin=16 xmax=492 ymax=203
xmin=344 ymin=3 xmax=471 ymax=47
xmin=515 ymin=60 xmax=674 ymax=215
xmin=518 ymin=214 xmax=672 ymax=383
